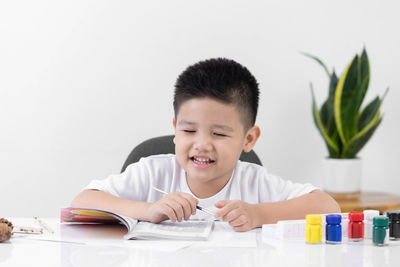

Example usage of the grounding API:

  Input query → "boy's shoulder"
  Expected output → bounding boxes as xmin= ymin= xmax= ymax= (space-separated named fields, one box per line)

xmin=137 ymin=154 xmax=177 ymax=166
xmin=235 ymin=160 xmax=266 ymax=173
xmin=141 ymin=154 xmax=176 ymax=160
xmin=124 ymin=154 xmax=179 ymax=177
xmin=233 ymin=160 xmax=274 ymax=183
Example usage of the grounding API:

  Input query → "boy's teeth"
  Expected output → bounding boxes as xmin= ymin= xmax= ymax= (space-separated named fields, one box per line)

xmin=193 ymin=157 xmax=212 ymax=164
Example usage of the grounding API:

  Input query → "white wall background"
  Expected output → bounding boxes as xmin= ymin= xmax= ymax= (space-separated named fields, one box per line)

xmin=1 ymin=0 xmax=399 ymax=217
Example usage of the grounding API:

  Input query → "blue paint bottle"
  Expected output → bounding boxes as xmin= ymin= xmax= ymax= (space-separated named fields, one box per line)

xmin=326 ymin=214 xmax=342 ymax=244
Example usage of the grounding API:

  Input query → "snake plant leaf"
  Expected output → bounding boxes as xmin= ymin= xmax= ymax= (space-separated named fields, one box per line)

xmin=342 ymin=117 xmax=382 ymax=158
xmin=354 ymin=48 xmax=370 ymax=112
xmin=334 ymin=55 xmax=360 ymax=144
xmin=320 ymin=101 xmax=335 ymax=138
xmin=320 ymin=101 xmax=329 ymax=126
xmin=326 ymin=71 xmax=338 ymax=136
xmin=311 ymin=87 xmax=339 ymax=157
xmin=331 ymin=131 xmax=342 ymax=157
xmin=328 ymin=70 xmax=338 ymax=106
xmin=358 ymin=87 xmax=389 ymax=132
xmin=302 ymin=52 xmax=331 ymax=78
xmin=320 ymin=70 xmax=339 ymax=137
xmin=358 ymin=96 xmax=380 ymax=131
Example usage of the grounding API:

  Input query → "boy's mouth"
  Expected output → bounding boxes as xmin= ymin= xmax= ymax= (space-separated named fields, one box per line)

xmin=190 ymin=156 xmax=215 ymax=165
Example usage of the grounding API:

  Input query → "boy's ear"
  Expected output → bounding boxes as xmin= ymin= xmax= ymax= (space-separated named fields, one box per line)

xmin=243 ymin=126 xmax=261 ymax=152
xmin=172 ymin=118 xmax=176 ymax=144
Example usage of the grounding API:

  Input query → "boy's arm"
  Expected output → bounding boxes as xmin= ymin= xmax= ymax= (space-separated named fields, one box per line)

xmin=254 ymin=189 xmax=340 ymax=225
xmin=71 ymin=189 xmax=152 ymax=221
xmin=71 ymin=189 xmax=199 ymax=223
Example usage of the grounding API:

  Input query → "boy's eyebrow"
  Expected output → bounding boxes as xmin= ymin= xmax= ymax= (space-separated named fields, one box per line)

xmin=177 ymin=120 xmax=196 ymax=126
xmin=177 ymin=120 xmax=234 ymax=132
xmin=212 ymin=124 xmax=234 ymax=132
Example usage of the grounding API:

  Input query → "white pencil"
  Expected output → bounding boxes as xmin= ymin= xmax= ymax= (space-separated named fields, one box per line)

xmin=34 ymin=216 xmax=54 ymax=234
xmin=151 ymin=186 xmax=214 ymax=216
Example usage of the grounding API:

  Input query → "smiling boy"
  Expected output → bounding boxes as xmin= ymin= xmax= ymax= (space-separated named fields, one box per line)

xmin=72 ymin=58 xmax=340 ymax=231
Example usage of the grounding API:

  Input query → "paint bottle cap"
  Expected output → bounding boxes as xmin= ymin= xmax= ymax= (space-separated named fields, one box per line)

xmin=326 ymin=214 xmax=341 ymax=225
xmin=306 ymin=214 xmax=321 ymax=224
xmin=373 ymin=216 xmax=389 ymax=227
xmin=386 ymin=210 xmax=400 ymax=221
xmin=364 ymin=210 xmax=380 ymax=221
xmin=349 ymin=212 xmax=364 ymax=222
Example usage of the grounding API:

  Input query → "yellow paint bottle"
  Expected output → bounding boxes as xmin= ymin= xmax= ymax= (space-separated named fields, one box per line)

xmin=306 ymin=214 xmax=322 ymax=244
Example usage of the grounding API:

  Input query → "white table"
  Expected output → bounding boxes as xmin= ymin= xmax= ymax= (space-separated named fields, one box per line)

xmin=1 ymin=218 xmax=399 ymax=267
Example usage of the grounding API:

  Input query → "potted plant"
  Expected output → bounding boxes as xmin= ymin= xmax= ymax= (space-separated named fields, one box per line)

xmin=304 ymin=48 xmax=388 ymax=198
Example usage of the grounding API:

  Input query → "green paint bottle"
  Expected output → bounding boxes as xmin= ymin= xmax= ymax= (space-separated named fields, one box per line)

xmin=373 ymin=216 xmax=389 ymax=247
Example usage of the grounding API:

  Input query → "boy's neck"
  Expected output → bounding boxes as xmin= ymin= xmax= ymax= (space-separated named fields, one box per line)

xmin=185 ymin=172 xmax=233 ymax=199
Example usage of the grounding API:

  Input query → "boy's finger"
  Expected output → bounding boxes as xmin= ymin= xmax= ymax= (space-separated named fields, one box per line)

xmin=181 ymin=194 xmax=199 ymax=215
xmin=232 ymin=224 xmax=249 ymax=232
xmin=214 ymin=200 xmax=230 ymax=208
xmin=214 ymin=201 xmax=236 ymax=218
xmin=161 ymin=204 xmax=177 ymax=222
xmin=174 ymin=196 xmax=193 ymax=220
xmin=166 ymin=199 xmax=184 ymax=222
xmin=229 ymin=215 xmax=248 ymax=227
xmin=222 ymin=209 xmax=240 ymax=222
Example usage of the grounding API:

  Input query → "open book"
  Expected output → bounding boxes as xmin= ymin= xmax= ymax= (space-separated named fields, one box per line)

xmin=61 ymin=207 xmax=214 ymax=241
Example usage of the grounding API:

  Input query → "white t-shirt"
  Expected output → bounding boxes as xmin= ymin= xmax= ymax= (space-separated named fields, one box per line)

xmin=84 ymin=154 xmax=318 ymax=220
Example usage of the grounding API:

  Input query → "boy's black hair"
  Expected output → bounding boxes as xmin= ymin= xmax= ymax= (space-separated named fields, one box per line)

xmin=173 ymin=58 xmax=259 ymax=130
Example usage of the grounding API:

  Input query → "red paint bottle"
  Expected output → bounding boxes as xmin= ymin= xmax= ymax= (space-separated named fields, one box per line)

xmin=348 ymin=212 xmax=364 ymax=241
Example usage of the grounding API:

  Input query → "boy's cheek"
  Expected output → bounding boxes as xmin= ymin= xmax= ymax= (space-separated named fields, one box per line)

xmin=174 ymin=136 xmax=189 ymax=148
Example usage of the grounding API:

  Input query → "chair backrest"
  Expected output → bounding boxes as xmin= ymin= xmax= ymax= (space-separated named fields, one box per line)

xmin=121 ymin=135 xmax=262 ymax=172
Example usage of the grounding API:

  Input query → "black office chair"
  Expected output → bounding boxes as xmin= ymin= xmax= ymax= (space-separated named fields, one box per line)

xmin=121 ymin=135 xmax=262 ymax=172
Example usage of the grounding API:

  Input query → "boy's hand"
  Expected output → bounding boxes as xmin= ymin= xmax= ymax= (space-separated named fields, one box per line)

xmin=214 ymin=200 xmax=259 ymax=232
xmin=145 ymin=192 xmax=199 ymax=223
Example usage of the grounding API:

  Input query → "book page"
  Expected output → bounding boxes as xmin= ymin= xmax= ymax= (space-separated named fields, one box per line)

xmin=125 ymin=220 xmax=214 ymax=241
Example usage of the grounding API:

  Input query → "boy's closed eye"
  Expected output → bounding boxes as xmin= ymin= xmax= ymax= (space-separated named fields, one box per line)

xmin=181 ymin=129 xmax=229 ymax=137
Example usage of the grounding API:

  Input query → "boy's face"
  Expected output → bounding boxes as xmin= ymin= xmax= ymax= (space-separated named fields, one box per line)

xmin=173 ymin=97 xmax=260 ymax=198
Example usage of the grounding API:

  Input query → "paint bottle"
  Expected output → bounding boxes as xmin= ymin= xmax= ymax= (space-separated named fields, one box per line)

xmin=341 ymin=213 xmax=349 ymax=238
xmin=348 ymin=212 xmax=364 ymax=242
xmin=386 ymin=210 xmax=400 ymax=240
xmin=373 ymin=216 xmax=389 ymax=246
xmin=325 ymin=214 xmax=341 ymax=244
xmin=306 ymin=214 xmax=322 ymax=244
xmin=363 ymin=210 xmax=379 ymax=239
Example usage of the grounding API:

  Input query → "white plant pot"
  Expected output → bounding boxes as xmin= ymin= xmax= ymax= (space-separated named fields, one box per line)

xmin=322 ymin=158 xmax=362 ymax=195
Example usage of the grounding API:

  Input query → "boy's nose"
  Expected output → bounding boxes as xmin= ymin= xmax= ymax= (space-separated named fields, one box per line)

xmin=193 ymin=134 xmax=213 ymax=152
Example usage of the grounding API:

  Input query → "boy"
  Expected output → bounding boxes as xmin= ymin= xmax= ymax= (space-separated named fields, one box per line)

xmin=72 ymin=58 xmax=340 ymax=232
